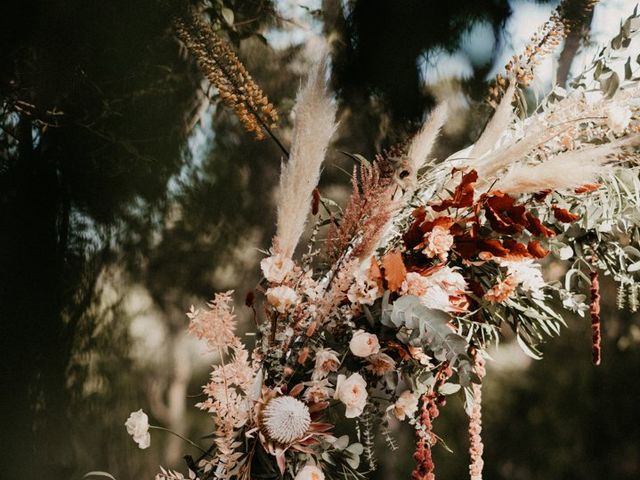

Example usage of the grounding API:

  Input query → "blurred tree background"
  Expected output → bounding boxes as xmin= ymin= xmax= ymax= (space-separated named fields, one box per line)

xmin=1 ymin=1 xmax=638 ymax=479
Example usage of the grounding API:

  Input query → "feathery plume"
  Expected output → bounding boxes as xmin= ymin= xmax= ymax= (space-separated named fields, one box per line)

xmin=275 ymin=56 xmax=337 ymax=259
xmin=407 ymin=103 xmax=448 ymax=175
xmin=495 ymin=135 xmax=640 ymax=194
xmin=471 ymin=81 xmax=516 ymax=159
xmin=175 ymin=11 xmax=278 ymax=140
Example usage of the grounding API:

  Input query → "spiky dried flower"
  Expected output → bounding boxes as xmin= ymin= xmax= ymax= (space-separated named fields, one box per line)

xmin=175 ymin=11 xmax=278 ymax=140
xmin=262 ymin=396 xmax=311 ymax=444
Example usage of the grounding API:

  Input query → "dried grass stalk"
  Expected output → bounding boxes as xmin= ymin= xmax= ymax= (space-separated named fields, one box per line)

xmin=407 ymin=103 xmax=448 ymax=175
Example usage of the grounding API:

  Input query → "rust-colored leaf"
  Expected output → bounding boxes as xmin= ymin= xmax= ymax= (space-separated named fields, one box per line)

xmin=552 ymin=206 xmax=580 ymax=223
xmin=368 ymin=256 xmax=383 ymax=290
xmin=525 ymin=212 xmax=556 ymax=237
xmin=431 ymin=169 xmax=478 ymax=212
xmin=575 ymin=183 xmax=601 ymax=194
xmin=527 ymin=240 xmax=549 ymax=258
xmin=289 ymin=383 xmax=305 ymax=397
xmin=381 ymin=250 xmax=407 ymax=292
xmin=483 ymin=191 xmax=527 ymax=235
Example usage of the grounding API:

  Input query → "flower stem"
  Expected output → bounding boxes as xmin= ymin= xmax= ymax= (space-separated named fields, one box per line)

xmin=149 ymin=425 xmax=210 ymax=456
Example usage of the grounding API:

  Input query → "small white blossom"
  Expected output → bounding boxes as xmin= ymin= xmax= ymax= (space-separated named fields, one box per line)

xmin=266 ymin=286 xmax=299 ymax=313
xmin=558 ymin=246 xmax=574 ymax=260
xmin=389 ymin=390 xmax=419 ymax=421
xmin=260 ymin=254 xmax=295 ymax=284
xmin=125 ymin=409 xmax=151 ymax=449
xmin=606 ymin=103 xmax=632 ymax=134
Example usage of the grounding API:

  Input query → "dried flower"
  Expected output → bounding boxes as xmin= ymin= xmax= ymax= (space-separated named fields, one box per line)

xmin=391 ymin=390 xmax=419 ymax=421
xmin=125 ymin=409 xmax=151 ymax=449
xmin=366 ymin=353 xmax=396 ymax=376
xmin=312 ymin=348 xmax=340 ymax=380
xmin=334 ymin=373 xmax=368 ymax=418
xmin=261 ymin=254 xmax=295 ymax=284
xmin=187 ymin=291 xmax=239 ymax=352
xmin=266 ymin=286 xmax=299 ymax=313
xmin=468 ymin=355 xmax=486 ymax=480
xmin=294 ymin=464 xmax=325 ymax=480
xmin=347 ymin=268 xmax=381 ymax=305
xmin=349 ymin=330 xmax=380 ymax=358
xmin=483 ymin=276 xmax=518 ymax=303
xmin=262 ymin=396 xmax=311 ymax=444
xmin=303 ymin=379 xmax=334 ymax=403
xmin=422 ymin=225 xmax=454 ymax=262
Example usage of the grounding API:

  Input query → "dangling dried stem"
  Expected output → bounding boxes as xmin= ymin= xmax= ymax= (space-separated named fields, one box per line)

xmin=468 ymin=354 xmax=486 ymax=480
xmin=174 ymin=11 xmax=279 ymax=141
xmin=590 ymin=269 xmax=602 ymax=365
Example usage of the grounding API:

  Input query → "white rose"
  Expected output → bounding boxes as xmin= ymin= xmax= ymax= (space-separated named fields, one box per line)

xmin=266 ymin=286 xmax=298 ymax=313
xmin=334 ymin=373 xmax=368 ymax=418
xmin=349 ymin=330 xmax=380 ymax=357
xmin=260 ymin=254 xmax=295 ymax=284
xmin=606 ymin=103 xmax=632 ymax=134
xmin=125 ymin=409 xmax=151 ymax=449
xmin=390 ymin=390 xmax=419 ymax=421
xmin=294 ymin=464 xmax=325 ymax=480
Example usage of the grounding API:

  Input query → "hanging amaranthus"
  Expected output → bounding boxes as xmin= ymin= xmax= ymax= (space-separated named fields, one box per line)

xmin=590 ymin=269 xmax=602 ymax=366
xmin=174 ymin=11 xmax=278 ymax=140
xmin=412 ymin=392 xmax=438 ymax=480
xmin=468 ymin=353 xmax=487 ymax=480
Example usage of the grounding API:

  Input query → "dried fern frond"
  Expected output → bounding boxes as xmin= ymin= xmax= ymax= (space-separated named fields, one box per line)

xmin=175 ymin=11 xmax=278 ymax=140
xmin=275 ymin=56 xmax=337 ymax=259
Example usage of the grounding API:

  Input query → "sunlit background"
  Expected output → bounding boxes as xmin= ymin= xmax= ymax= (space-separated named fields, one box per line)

xmin=1 ymin=1 xmax=639 ymax=479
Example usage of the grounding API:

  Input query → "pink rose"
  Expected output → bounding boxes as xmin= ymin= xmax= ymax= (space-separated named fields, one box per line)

xmin=349 ymin=330 xmax=380 ymax=357
xmin=333 ymin=373 xmax=368 ymax=418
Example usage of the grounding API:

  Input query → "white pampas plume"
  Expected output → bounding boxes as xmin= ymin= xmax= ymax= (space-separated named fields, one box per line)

xmin=471 ymin=81 xmax=516 ymax=158
xmin=496 ymin=135 xmax=640 ymax=194
xmin=275 ymin=56 xmax=337 ymax=259
xmin=407 ymin=103 xmax=448 ymax=174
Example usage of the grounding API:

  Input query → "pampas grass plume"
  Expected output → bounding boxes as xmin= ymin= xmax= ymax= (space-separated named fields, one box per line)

xmin=275 ymin=55 xmax=337 ymax=259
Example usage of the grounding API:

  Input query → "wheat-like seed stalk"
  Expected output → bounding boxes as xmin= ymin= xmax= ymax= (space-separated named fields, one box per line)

xmin=175 ymin=11 xmax=278 ymax=140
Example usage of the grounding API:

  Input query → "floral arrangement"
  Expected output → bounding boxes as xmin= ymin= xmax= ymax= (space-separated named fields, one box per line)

xmin=125 ymin=3 xmax=640 ymax=480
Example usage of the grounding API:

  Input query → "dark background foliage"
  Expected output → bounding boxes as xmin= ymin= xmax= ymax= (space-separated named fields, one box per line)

xmin=1 ymin=1 xmax=638 ymax=479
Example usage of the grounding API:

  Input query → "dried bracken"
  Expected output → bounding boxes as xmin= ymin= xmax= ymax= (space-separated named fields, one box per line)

xmin=175 ymin=11 xmax=278 ymax=140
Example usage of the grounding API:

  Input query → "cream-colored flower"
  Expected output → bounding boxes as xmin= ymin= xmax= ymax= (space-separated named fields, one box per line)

xmin=334 ymin=373 xmax=368 ymax=418
xmin=266 ymin=285 xmax=299 ymax=313
xmin=347 ymin=269 xmax=380 ymax=305
xmin=349 ymin=330 xmax=380 ymax=357
xmin=262 ymin=396 xmax=311 ymax=444
xmin=606 ymin=103 xmax=632 ymax=134
xmin=422 ymin=225 xmax=454 ymax=261
xmin=312 ymin=348 xmax=340 ymax=380
xmin=501 ymin=259 xmax=545 ymax=293
xmin=294 ymin=464 xmax=325 ymax=480
xmin=366 ymin=352 xmax=396 ymax=375
xmin=400 ymin=269 xmax=467 ymax=312
xmin=303 ymin=379 xmax=334 ymax=403
xmin=390 ymin=390 xmax=419 ymax=421
xmin=125 ymin=409 xmax=151 ymax=449
xmin=260 ymin=253 xmax=295 ymax=284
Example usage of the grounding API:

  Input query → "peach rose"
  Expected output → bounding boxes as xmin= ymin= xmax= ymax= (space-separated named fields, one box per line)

xmin=334 ymin=373 xmax=368 ymax=418
xmin=349 ymin=330 xmax=380 ymax=357
xmin=294 ymin=464 xmax=325 ymax=480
